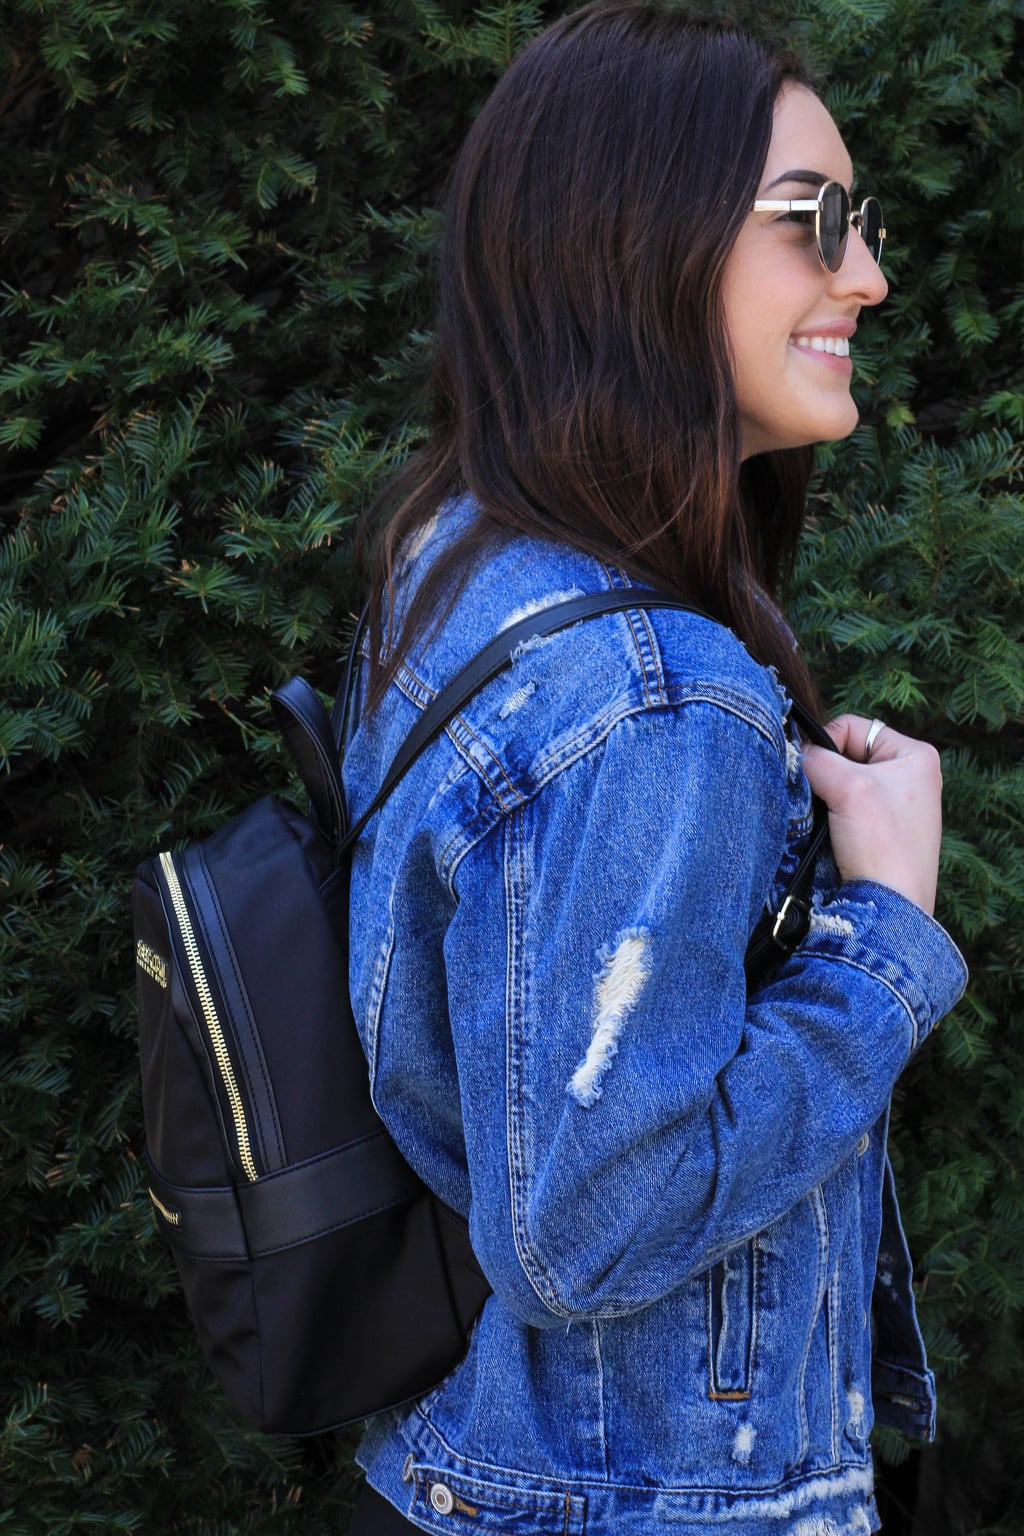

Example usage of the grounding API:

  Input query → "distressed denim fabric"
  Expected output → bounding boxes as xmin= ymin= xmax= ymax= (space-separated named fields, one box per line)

xmin=344 ymin=497 xmax=968 ymax=1536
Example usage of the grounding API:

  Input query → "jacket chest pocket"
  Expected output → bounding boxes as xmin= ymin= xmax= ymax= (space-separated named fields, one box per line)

xmin=706 ymin=1238 xmax=758 ymax=1399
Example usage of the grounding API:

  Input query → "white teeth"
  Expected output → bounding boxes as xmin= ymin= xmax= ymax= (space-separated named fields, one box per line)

xmin=793 ymin=335 xmax=850 ymax=357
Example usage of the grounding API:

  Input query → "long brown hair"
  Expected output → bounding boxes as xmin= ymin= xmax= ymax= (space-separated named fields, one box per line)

xmin=358 ymin=1 xmax=820 ymax=713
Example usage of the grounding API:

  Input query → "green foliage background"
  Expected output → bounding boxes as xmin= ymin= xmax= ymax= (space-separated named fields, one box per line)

xmin=1 ymin=0 xmax=1021 ymax=1530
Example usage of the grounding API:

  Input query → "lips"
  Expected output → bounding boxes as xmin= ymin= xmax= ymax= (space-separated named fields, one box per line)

xmin=792 ymin=334 xmax=850 ymax=357
xmin=788 ymin=329 xmax=854 ymax=373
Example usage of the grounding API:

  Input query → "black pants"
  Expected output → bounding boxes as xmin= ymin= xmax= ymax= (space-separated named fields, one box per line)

xmin=349 ymin=1482 xmax=420 ymax=1534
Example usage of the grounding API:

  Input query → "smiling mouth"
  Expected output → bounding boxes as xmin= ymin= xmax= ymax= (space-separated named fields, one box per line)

xmin=792 ymin=334 xmax=853 ymax=357
xmin=791 ymin=335 xmax=850 ymax=357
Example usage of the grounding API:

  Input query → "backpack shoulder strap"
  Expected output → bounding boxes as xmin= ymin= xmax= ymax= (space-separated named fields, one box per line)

xmin=267 ymin=606 xmax=369 ymax=848
xmin=339 ymin=589 xmax=835 ymax=850
xmin=270 ymin=677 xmax=349 ymax=848
xmin=272 ymin=589 xmax=835 ymax=975
xmin=339 ymin=591 xmax=701 ymax=851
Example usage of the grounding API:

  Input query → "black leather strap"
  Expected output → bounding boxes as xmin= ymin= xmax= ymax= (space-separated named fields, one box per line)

xmin=346 ymin=593 xmax=699 ymax=848
xmin=340 ymin=590 xmax=836 ymax=852
xmin=272 ymin=590 xmax=837 ymax=978
xmin=271 ymin=677 xmax=349 ymax=848
xmin=331 ymin=605 xmax=371 ymax=752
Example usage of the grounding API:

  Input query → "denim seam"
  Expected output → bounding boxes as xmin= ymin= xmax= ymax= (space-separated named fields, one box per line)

xmin=447 ymin=714 xmax=525 ymax=811
xmin=592 ymin=1321 xmax=609 ymax=1480
xmin=531 ymin=686 xmax=781 ymax=788
xmin=829 ymin=1258 xmax=843 ymax=1463
xmin=792 ymin=951 xmax=922 ymax=1055
xmin=408 ymin=1407 xmax=873 ymax=1500
xmin=365 ymin=902 xmax=395 ymax=1111
xmin=640 ymin=606 xmax=668 ymax=700
xmin=596 ymin=565 xmax=658 ymax=707
xmin=503 ymin=812 xmax=571 ymax=1319
xmin=410 ymin=1467 xmax=585 ymax=1519
xmin=393 ymin=653 xmax=528 ymax=809
xmin=438 ymin=691 xmax=787 ymax=889
xmin=795 ymin=1186 xmax=830 ymax=1462
xmin=873 ymin=1356 xmax=935 ymax=1383
xmin=394 ymin=659 xmax=436 ymax=712
xmin=749 ymin=1239 xmax=761 ymax=1396
xmin=622 ymin=604 xmax=666 ymax=708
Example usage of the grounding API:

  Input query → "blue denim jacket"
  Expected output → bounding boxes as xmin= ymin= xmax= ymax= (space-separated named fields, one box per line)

xmin=345 ymin=498 xmax=968 ymax=1536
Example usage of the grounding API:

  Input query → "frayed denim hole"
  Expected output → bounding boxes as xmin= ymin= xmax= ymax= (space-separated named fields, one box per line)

xmin=395 ymin=512 xmax=439 ymax=573
xmin=510 ymin=632 xmax=555 ymax=662
xmin=498 ymin=680 xmax=537 ymax=719
xmin=809 ymin=907 xmax=857 ymax=939
xmin=567 ymin=928 xmax=651 ymax=1108
xmin=845 ymin=1384 xmax=868 ymax=1440
xmin=731 ymin=1422 xmax=756 ymax=1466
xmin=499 ymin=588 xmax=585 ymax=632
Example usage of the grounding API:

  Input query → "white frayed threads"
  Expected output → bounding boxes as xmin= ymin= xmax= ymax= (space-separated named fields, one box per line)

xmin=500 ymin=588 xmax=584 ymax=632
xmin=731 ymin=1423 xmax=756 ymax=1466
xmin=786 ymin=737 xmax=803 ymax=778
xmin=809 ymin=909 xmax=856 ymax=939
xmin=510 ymin=633 xmax=552 ymax=662
xmin=846 ymin=1386 xmax=868 ymax=1438
xmin=847 ymin=1388 xmax=865 ymax=1431
xmin=397 ymin=514 xmax=438 ymax=571
xmin=709 ymin=1466 xmax=873 ymax=1522
xmin=794 ymin=1510 xmax=871 ymax=1536
xmin=498 ymin=680 xmax=537 ymax=718
xmin=766 ymin=665 xmax=790 ymax=712
xmin=567 ymin=930 xmax=651 ymax=1107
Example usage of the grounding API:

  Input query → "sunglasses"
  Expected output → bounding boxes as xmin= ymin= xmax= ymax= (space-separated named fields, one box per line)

xmin=752 ymin=181 xmax=886 ymax=273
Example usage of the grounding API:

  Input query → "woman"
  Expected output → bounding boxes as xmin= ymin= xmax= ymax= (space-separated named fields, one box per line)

xmin=343 ymin=5 xmax=967 ymax=1532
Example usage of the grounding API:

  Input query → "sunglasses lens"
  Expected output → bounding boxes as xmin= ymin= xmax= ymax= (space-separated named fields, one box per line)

xmin=818 ymin=183 xmax=850 ymax=272
xmin=860 ymin=197 xmax=884 ymax=264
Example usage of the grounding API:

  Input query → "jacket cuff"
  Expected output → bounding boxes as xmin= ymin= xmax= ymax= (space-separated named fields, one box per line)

xmin=797 ymin=880 xmax=969 ymax=1052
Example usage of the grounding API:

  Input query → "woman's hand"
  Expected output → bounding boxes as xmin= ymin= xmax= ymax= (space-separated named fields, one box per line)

xmin=801 ymin=715 xmax=943 ymax=915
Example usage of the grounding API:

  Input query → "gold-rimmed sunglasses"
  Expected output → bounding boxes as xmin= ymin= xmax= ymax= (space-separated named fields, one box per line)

xmin=752 ymin=181 xmax=886 ymax=273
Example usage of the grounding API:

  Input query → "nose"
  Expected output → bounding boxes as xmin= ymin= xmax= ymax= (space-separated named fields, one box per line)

xmin=832 ymin=226 xmax=888 ymax=306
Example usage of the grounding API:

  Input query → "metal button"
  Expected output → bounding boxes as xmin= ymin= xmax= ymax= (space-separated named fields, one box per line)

xmin=430 ymin=1483 xmax=455 ymax=1515
xmin=857 ymin=1133 xmax=870 ymax=1155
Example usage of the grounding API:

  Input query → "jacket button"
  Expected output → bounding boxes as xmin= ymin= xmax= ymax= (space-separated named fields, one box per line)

xmin=430 ymin=1484 xmax=455 ymax=1515
xmin=857 ymin=1133 xmax=870 ymax=1155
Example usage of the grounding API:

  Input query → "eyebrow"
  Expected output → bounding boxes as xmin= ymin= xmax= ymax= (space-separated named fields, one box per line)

xmin=763 ymin=168 xmax=856 ymax=195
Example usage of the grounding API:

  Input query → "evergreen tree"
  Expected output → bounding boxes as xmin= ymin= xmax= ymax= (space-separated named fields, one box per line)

xmin=1 ymin=1 xmax=1021 ymax=1529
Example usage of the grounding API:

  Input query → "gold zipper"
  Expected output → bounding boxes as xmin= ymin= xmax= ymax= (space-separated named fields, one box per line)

xmin=158 ymin=851 xmax=258 ymax=1182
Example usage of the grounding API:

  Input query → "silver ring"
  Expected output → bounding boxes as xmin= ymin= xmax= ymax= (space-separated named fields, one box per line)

xmin=864 ymin=718 xmax=886 ymax=761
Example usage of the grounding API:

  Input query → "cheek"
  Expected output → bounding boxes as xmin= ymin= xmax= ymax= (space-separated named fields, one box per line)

xmin=731 ymin=323 xmax=784 ymax=410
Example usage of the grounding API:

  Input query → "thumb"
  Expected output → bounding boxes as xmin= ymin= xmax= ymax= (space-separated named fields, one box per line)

xmin=816 ymin=713 xmax=862 ymax=757
xmin=802 ymin=741 xmax=859 ymax=809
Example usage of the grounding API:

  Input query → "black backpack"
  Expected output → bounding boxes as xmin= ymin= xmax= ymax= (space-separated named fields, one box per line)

xmin=133 ymin=592 xmax=830 ymax=1436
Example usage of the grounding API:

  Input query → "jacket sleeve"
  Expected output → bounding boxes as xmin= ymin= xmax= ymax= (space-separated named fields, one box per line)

xmin=446 ymin=698 xmax=968 ymax=1327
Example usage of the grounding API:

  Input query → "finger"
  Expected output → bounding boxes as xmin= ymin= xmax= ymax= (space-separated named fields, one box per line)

xmin=801 ymin=741 xmax=861 ymax=807
xmin=818 ymin=713 xmax=903 ymax=764
xmin=817 ymin=713 xmax=869 ymax=759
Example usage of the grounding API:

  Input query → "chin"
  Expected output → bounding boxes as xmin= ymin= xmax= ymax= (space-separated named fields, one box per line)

xmin=741 ymin=398 xmax=861 ymax=457
xmin=787 ymin=402 xmax=860 ymax=450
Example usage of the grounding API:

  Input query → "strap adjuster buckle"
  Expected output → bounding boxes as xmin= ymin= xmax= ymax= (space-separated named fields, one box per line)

xmin=772 ymin=894 xmax=811 ymax=948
